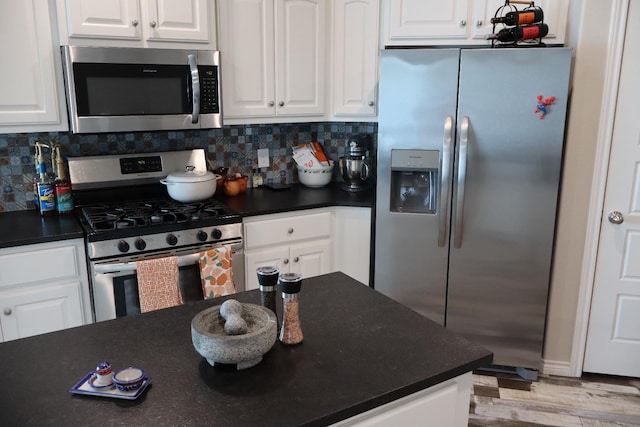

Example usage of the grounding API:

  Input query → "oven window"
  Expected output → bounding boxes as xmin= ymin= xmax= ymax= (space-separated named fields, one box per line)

xmin=111 ymin=264 xmax=204 ymax=317
xmin=73 ymin=63 xmax=191 ymax=116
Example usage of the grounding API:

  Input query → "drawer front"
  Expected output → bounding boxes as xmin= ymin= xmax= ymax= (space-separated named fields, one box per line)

xmin=0 ymin=245 xmax=79 ymax=288
xmin=244 ymin=212 xmax=331 ymax=249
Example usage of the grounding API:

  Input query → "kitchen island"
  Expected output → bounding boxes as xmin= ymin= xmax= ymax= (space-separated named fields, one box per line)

xmin=0 ymin=272 xmax=491 ymax=426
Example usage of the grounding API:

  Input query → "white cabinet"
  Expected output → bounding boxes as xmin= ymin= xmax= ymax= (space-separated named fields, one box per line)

xmin=331 ymin=0 xmax=379 ymax=119
xmin=381 ymin=0 xmax=568 ymax=47
xmin=218 ymin=0 xmax=327 ymax=123
xmin=332 ymin=207 xmax=371 ymax=285
xmin=0 ymin=0 xmax=68 ymax=133
xmin=243 ymin=209 xmax=333 ymax=290
xmin=332 ymin=372 xmax=472 ymax=427
xmin=57 ymin=0 xmax=216 ymax=48
xmin=0 ymin=239 xmax=92 ymax=342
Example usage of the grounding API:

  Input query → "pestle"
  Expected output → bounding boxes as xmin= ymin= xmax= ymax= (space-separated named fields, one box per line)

xmin=220 ymin=299 xmax=248 ymax=335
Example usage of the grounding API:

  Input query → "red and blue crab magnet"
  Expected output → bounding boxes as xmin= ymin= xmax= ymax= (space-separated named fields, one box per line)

xmin=534 ymin=95 xmax=555 ymax=119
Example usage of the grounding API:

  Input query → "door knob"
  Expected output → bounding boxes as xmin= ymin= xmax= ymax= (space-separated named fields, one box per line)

xmin=279 ymin=101 xmax=285 ymax=107
xmin=293 ymin=257 xmax=299 ymax=263
xmin=150 ymin=21 xmax=157 ymax=28
xmin=283 ymin=258 xmax=289 ymax=264
xmin=3 ymin=307 xmax=11 ymax=316
xmin=608 ymin=211 xmax=624 ymax=224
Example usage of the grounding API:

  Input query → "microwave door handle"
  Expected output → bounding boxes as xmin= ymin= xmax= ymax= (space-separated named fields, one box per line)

xmin=93 ymin=253 xmax=202 ymax=274
xmin=188 ymin=54 xmax=200 ymax=124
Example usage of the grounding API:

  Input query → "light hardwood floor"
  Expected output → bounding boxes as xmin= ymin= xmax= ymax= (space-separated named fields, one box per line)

xmin=469 ymin=372 xmax=640 ymax=426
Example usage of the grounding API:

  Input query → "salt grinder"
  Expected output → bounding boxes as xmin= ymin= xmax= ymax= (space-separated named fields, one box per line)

xmin=256 ymin=266 xmax=279 ymax=323
xmin=278 ymin=272 xmax=303 ymax=345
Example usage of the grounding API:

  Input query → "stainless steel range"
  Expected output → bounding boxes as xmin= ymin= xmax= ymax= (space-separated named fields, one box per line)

xmin=69 ymin=149 xmax=244 ymax=322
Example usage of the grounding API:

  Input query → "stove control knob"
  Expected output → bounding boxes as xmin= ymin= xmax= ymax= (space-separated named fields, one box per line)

xmin=118 ymin=240 xmax=130 ymax=253
xmin=166 ymin=234 xmax=178 ymax=246
xmin=197 ymin=230 xmax=208 ymax=242
xmin=134 ymin=238 xmax=147 ymax=250
xmin=211 ymin=229 xmax=223 ymax=240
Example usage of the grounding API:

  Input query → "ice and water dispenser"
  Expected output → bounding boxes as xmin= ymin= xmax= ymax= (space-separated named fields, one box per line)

xmin=390 ymin=149 xmax=439 ymax=214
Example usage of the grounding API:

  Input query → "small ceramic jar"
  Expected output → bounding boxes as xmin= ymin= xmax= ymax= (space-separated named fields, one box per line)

xmin=223 ymin=176 xmax=241 ymax=196
xmin=95 ymin=361 xmax=113 ymax=386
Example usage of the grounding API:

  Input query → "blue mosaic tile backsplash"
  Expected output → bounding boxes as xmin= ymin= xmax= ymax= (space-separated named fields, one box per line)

xmin=0 ymin=122 xmax=377 ymax=213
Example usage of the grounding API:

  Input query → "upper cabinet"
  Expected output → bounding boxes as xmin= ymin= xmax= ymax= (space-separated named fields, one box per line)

xmin=218 ymin=0 xmax=327 ymax=123
xmin=57 ymin=0 xmax=217 ymax=49
xmin=0 ymin=0 xmax=68 ymax=133
xmin=331 ymin=0 xmax=379 ymax=119
xmin=380 ymin=0 xmax=568 ymax=47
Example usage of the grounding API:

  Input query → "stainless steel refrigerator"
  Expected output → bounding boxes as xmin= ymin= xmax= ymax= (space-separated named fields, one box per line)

xmin=374 ymin=47 xmax=571 ymax=377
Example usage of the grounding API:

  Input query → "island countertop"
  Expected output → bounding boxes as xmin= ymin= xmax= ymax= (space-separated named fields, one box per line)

xmin=0 ymin=272 xmax=491 ymax=426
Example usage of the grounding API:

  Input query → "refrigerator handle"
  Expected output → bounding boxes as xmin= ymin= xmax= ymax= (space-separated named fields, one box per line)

xmin=438 ymin=115 xmax=454 ymax=247
xmin=453 ymin=116 xmax=469 ymax=249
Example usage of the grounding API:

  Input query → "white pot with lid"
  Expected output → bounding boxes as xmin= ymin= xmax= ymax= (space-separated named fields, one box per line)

xmin=160 ymin=166 xmax=221 ymax=202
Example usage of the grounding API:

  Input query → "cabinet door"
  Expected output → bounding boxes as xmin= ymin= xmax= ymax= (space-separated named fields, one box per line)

xmin=384 ymin=0 xmax=470 ymax=43
xmin=0 ymin=281 xmax=84 ymax=342
xmin=275 ymin=0 xmax=326 ymax=116
xmin=145 ymin=0 xmax=210 ymax=43
xmin=63 ymin=0 xmax=142 ymax=40
xmin=219 ymin=0 xmax=276 ymax=118
xmin=0 ymin=0 xmax=67 ymax=132
xmin=332 ymin=0 xmax=379 ymax=117
xmin=245 ymin=246 xmax=290 ymax=290
xmin=290 ymin=239 xmax=332 ymax=279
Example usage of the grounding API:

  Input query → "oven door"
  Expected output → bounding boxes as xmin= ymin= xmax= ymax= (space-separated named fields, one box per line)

xmin=91 ymin=243 xmax=244 ymax=322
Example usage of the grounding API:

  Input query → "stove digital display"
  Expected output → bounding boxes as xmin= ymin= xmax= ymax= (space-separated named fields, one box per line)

xmin=120 ymin=156 xmax=163 ymax=174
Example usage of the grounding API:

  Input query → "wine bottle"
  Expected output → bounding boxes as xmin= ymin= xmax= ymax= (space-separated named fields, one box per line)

xmin=491 ymin=9 xmax=544 ymax=26
xmin=487 ymin=23 xmax=549 ymax=42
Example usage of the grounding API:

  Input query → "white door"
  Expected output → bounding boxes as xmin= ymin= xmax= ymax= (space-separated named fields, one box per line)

xmin=145 ymin=0 xmax=210 ymax=43
xmin=290 ymin=239 xmax=332 ymax=279
xmin=583 ymin=1 xmax=640 ymax=377
xmin=64 ymin=0 xmax=141 ymax=39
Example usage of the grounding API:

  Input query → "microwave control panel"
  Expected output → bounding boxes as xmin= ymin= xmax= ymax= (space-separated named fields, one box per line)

xmin=199 ymin=66 xmax=220 ymax=114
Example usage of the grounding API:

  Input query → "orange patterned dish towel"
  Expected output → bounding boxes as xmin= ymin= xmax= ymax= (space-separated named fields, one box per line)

xmin=136 ymin=256 xmax=182 ymax=313
xmin=199 ymin=246 xmax=236 ymax=299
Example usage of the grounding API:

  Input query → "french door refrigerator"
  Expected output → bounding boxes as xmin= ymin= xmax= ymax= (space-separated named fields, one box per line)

xmin=374 ymin=47 xmax=571 ymax=377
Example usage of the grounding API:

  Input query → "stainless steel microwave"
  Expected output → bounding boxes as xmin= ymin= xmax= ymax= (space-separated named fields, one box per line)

xmin=60 ymin=45 xmax=222 ymax=134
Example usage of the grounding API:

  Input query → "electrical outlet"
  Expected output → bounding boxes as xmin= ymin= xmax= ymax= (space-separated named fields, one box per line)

xmin=257 ymin=148 xmax=269 ymax=168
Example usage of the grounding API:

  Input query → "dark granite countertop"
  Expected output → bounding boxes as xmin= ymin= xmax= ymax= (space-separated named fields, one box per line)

xmin=0 ymin=210 xmax=85 ymax=249
xmin=0 ymin=272 xmax=491 ymax=426
xmin=218 ymin=182 xmax=374 ymax=217
xmin=0 ymin=183 xmax=372 ymax=248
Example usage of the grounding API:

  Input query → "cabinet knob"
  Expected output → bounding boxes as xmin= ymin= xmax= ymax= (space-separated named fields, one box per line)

xmin=131 ymin=19 xmax=139 ymax=27
xmin=293 ymin=256 xmax=299 ymax=263
xmin=269 ymin=101 xmax=275 ymax=107
xmin=279 ymin=101 xmax=285 ymax=107
xmin=476 ymin=20 xmax=483 ymax=27
xmin=460 ymin=20 xmax=467 ymax=27
xmin=288 ymin=228 xmax=294 ymax=234
xmin=150 ymin=21 xmax=157 ymax=28
xmin=3 ymin=308 xmax=11 ymax=316
xmin=283 ymin=258 xmax=289 ymax=264
xmin=368 ymin=101 xmax=374 ymax=107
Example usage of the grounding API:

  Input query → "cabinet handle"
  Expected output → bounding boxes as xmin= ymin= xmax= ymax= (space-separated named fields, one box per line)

xmin=288 ymin=228 xmax=294 ymax=234
xmin=460 ymin=20 xmax=467 ymax=27
xmin=368 ymin=101 xmax=375 ymax=107
xmin=269 ymin=101 xmax=275 ymax=107
xmin=283 ymin=258 xmax=289 ymax=264
xmin=131 ymin=19 xmax=139 ymax=27
xmin=279 ymin=101 xmax=285 ymax=107
xmin=293 ymin=257 xmax=299 ymax=263
xmin=150 ymin=21 xmax=157 ymax=28
xmin=3 ymin=308 xmax=11 ymax=316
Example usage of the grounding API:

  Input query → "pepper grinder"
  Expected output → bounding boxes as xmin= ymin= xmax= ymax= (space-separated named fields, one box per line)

xmin=278 ymin=272 xmax=303 ymax=345
xmin=256 ymin=266 xmax=279 ymax=323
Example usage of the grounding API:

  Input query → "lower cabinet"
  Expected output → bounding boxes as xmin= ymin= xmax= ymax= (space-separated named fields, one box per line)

xmin=0 ymin=238 xmax=91 ymax=342
xmin=243 ymin=207 xmax=371 ymax=290
xmin=332 ymin=372 xmax=473 ymax=426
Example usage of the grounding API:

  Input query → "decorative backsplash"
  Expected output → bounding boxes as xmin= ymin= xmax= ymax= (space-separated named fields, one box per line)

xmin=0 ymin=122 xmax=377 ymax=213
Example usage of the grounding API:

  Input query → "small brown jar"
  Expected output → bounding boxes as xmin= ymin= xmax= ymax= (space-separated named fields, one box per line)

xmin=223 ymin=176 xmax=240 ymax=196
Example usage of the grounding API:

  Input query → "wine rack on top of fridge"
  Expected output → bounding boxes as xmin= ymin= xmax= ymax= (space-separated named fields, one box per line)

xmin=488 ymin=1 xmax=547 ymax=47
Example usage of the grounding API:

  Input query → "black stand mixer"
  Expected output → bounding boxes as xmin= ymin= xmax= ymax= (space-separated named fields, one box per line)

xmin=339 ymin=134 xmax=372 ymax=192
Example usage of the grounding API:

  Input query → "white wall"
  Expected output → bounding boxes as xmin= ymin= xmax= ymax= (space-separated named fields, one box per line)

xmin=543 ymin=0 xmax=615 ymax=374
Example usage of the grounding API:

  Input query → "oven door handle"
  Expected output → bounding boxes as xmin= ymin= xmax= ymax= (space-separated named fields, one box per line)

xmin=94 ymin=253 xmax=201 ymax=274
